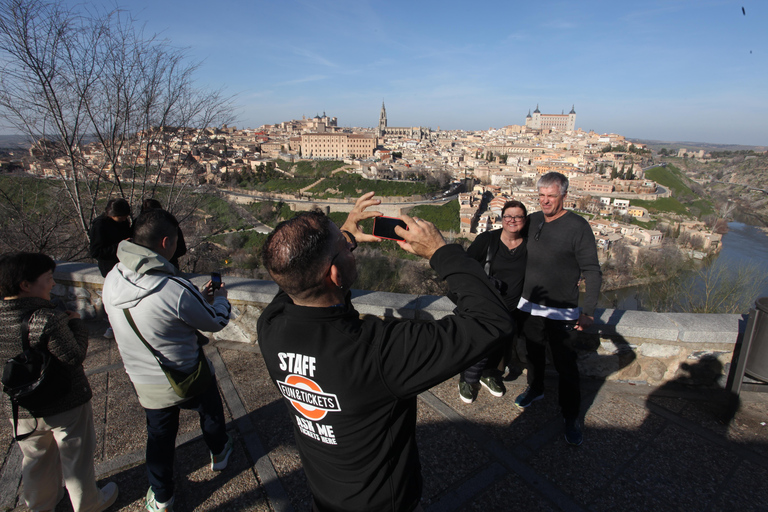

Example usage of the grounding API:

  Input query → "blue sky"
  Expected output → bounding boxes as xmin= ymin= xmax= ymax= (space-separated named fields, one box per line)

xmin=65 ymin=1 xmax=766 ymax=145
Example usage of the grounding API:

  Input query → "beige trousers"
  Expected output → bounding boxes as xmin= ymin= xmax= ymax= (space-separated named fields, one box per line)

xmin=15 ymin=402 xmax=103 ymax=512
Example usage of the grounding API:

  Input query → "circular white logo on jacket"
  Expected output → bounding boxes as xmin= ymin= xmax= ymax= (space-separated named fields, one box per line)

xmin=277 ymin=374 xmax=341 ymax=421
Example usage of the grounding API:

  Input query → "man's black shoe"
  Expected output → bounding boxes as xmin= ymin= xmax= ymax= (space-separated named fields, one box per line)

xmin=514 ymin=386 xmax=544 ymax=409
xmin=564 ymin=417 xmax=583 ymax=446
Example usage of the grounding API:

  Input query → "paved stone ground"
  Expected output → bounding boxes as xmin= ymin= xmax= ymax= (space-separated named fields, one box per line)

xmin=2 ymin=322 xmax=768 ymax=512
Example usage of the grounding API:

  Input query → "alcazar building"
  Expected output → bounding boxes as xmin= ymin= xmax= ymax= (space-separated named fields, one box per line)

xmin=525 ymin=104 xmax=576 ymax=132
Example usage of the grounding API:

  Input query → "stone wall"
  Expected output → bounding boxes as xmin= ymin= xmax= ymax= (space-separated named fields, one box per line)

xmin=53 ymin=262 xmax=746 ymax=387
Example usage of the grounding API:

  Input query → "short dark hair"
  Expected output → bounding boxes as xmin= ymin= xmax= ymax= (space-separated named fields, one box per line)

xmin=105 ymin=197 xmax=131 ymax=217
xmin=132 ymin=209 xmax=179 ymax=250
xmin=502 ymin=200 xmax=527 ymax=218
xmin=261 ymin=210 xmax=336 ymax=299
xmin=537 ymin=172 xmax=569 ymax=195
xmin=0 ymin=252 xmax=56 ymax=297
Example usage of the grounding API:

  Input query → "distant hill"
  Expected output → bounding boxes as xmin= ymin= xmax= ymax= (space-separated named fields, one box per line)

xmin=0 ymin=135 xmax=30 ymax=151
xmin=628 ymin=138 xmax=767 ymax=154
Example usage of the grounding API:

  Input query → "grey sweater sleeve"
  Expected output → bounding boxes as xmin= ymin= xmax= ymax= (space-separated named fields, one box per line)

xmin=574 ymin=224 xmax=602 ymax=316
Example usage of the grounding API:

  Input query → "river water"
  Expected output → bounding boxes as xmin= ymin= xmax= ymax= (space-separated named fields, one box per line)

xmin=598 ymin=222 xmax=768 ymax=311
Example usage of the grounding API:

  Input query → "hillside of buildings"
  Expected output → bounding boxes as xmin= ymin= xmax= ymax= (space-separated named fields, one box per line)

xmin=2 ymin=106 xmax=763 ymax=309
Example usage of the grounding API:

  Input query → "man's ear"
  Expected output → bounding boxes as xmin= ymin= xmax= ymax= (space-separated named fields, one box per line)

xmin=18 ymin=280 xmax=32 ymax=293
xmin=160 ymin=236 xmax=173 ymax=251
xmin=329 ymin=262 xmax=344 ymax=289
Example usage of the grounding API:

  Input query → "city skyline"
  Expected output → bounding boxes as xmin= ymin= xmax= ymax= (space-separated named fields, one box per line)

xmin=21 ymin=1 xmax=768 ymax=146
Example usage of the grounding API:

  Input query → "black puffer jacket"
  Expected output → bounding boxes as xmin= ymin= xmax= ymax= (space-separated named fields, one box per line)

xmin=89 ymin=215 xmax=132 ymax=277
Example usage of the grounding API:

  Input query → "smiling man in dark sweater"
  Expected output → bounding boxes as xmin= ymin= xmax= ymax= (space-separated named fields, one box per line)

xmin=514 ymin=172 xmax=602 ymax=446
xmin=257 ymin=192 xmax=513 ymax=512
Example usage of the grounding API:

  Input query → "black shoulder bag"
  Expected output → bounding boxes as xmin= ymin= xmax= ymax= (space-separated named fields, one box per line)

xmin=2 ymin=310 xmax=71 ymax=441
xmin=123 ymin=309 xmax=212 ymax=399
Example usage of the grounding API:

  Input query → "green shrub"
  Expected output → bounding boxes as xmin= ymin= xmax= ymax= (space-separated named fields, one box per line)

xmin=408 ymin=200 xmax=459 ymax=232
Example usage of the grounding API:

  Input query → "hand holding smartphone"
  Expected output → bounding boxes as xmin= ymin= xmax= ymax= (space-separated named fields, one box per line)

xmin=210 ymin=272 xmax=222 ymax=290
xmin=372 ymin=216 xmax=408 ymax=241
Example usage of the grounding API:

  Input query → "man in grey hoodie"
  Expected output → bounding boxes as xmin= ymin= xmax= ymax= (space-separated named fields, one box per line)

xmin=102 ymin=209 xmax=233 ymax=512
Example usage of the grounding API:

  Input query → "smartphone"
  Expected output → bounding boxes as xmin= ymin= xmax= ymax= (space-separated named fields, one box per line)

xmin=373 ymin=216 xmax=408 ymax=241
xmin=211 ymin=272 xmax=222 ymax=290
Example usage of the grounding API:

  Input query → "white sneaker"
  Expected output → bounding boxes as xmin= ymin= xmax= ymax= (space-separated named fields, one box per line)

xmin=103 ymin=327 xmax=114 ymax=338
xmin=145 ymin=487 xmax=174 ymax=512
xmin=210 ymin=434 xmax=234 ymax=471
xmin=96 ymin=482 xmax=118 ymax=511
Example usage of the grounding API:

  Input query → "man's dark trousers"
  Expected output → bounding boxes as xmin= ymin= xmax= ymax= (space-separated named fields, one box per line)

xmin=522 ymin=313 xmax=580 ymax=419
xmin=143 ymin=381 xmax=228 ymax=502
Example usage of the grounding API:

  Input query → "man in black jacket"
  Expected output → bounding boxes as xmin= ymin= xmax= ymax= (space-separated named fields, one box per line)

xmin=257 ymin=192 xmax=514 ymax=512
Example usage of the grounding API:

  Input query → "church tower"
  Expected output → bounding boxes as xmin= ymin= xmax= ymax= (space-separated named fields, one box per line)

xmin=378 ymin=102 xmax=387 ymax=137
xmin=567 ymin=105 xmax=576 ymax=131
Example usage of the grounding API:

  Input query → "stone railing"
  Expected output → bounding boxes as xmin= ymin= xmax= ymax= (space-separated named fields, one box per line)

xmin=53 ymin=262 xmax=746 ymax=387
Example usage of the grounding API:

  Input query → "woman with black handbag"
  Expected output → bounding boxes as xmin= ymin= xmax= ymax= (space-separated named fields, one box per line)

xmin=0 ymin=252 xmax=118 ymax=512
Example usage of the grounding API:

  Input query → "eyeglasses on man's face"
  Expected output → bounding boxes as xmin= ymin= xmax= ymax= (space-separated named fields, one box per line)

xmin=502 ymin=215 xmax=526 ymax=222
xmin=330 ymin=230 xmax=357 ymax=266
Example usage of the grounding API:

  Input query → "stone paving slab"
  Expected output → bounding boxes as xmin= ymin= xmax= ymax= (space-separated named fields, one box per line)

xmin=2 ymin=327 xmax=768 ymax=512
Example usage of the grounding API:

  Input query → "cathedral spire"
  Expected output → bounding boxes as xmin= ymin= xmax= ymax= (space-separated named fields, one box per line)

xmin=378 ymin=101 xmax=387 ymax=137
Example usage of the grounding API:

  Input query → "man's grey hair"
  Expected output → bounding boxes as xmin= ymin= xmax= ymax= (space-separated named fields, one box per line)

xmin=537 ymin=172 xmax=569 ymax=196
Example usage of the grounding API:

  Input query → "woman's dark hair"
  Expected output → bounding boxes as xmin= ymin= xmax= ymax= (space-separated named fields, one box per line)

xmin=0 ymin=252 xmax=56 ymax=297
xmin=105 ymin=198 xmax=131 ymax=217
xmin=502 ymin=200 xmax=527 ymax=218
xmin=140 ymin=198 xmax=163 ymax=214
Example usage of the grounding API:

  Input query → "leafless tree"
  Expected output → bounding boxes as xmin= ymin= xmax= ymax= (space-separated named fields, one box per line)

xmin=0 ymin=177 xmax=87 ymax=259
xmin=678 ymin=260 xmax=766 ymax=314
xmin=0 ymin=0 xmax=234 ymax=246
xmin=610 ymin=240 xmax=633 ymax=280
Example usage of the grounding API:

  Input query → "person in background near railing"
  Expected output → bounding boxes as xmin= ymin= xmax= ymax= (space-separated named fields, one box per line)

xmin=89 ymin=198 xmax=132 ymax=338
xmin=0 ymin=252 xmax=118 ymax=512
xmin=458 ymin=200 xmax=528 ymax=403
xmin=514 ymin=172 xmax=602 ymax=446
xmin=258 ymin=192 xmax=513 ymax=512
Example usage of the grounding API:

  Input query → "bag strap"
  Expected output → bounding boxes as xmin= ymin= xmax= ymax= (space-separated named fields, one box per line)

xmin=122 ymin=309 xmax=203 ymax=369
xmin=123 ymin=309 xmax=169 ymax=370
xmin=19 ymin=309 xmax=36 ymax=351
xmin=11 ymin=309 xmax=40 ymax=442
xmin=484 ymin=231 xmax=501 ymax=276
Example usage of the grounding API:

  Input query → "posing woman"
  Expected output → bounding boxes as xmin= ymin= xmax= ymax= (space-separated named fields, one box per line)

xmin=0 ymin=252 xmax=118 ymax=512
xmin=458 ymin=200 xmax=528 ymax=403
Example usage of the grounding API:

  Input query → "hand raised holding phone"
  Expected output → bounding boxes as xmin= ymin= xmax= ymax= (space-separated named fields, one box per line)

xmin=203 ymin=272 xmax=227 ymax=303
xmin=394 ymin=214 xmax=446 ymax=260
xmin=372 ymin=216 xmax=408 ymax=241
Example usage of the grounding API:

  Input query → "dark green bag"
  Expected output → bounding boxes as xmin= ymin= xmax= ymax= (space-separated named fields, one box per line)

xmin=123 ymin=309 xmax=212 ymax=398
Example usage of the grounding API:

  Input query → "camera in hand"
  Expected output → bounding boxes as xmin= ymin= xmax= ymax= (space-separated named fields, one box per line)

xmin=372 ymin=216 xmax=408 ymax=241
xmin=211 ymin=272 xmax=222 ymax=290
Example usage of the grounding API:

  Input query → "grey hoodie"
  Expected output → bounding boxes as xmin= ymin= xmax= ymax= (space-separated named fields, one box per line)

xmin=103 ymin=240 xmax=230 ymax=408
